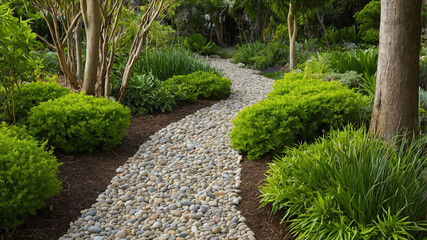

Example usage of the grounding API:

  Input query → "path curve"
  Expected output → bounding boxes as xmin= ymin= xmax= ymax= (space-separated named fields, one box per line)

xmin=60 ymin=58 xmax=274 ymax=240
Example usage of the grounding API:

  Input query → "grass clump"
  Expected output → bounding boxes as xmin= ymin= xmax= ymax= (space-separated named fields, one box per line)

xmin=260 ymin=127 xmax=427 ymax=239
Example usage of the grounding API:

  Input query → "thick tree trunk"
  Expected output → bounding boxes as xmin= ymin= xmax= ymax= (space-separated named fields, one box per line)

xmin=369 ymin=0 xmax=422 ymax=140
xmin=287 ymin=4 xmax=298 ymax=69
xmin=81 ymin=0 xmax=101 ymax=96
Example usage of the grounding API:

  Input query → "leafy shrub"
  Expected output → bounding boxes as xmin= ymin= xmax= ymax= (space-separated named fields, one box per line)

xmin=133 ymin=47 xmax=212 ymax=81
xmin=233 ymin=41 xmax=288 ymax=70
xmin=330 ymin=48 xmax=378 ymax=77
xmin=162 ymin=71 xmax=232 ymax=102
xmin=4 ymin=81 xmax=70 ymax=122
xmin=122 ymin=74 xmax=176 ymax=115
xmin=324 ymin=71 xmax=363 ymax=89
xmin=27 ymin=93 xmax=131 ymax=153
xmin=420 ymin=55 xmax=427 ymax=90
xmin=182 ymin=33 xmax=219 ymax=55
xmin=296 ymin=52 xmax=333 ymax=78
xmin=0 ymin=123 xmax=61 ymax=230
xmin=39 ymin=51 xmax=61 ymax=74
xmin=354 ymin=0 xmax=381 ymax=44
xmin=230 ymin=73 xmax=368 ymax=159
xmin=260 ymin=127 xmax=427 ymax=239
xmin=326 ymin=26 xmax=360 ymax=44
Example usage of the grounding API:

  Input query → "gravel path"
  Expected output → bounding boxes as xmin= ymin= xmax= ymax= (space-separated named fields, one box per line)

xmin=60 ymin=58 xmax=274 ymax=240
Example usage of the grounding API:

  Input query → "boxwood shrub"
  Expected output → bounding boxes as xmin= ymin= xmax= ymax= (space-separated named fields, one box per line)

xmin=27 ymin=93 xmax=131 ymax=153
xmin=260 ymin=127 xmax=427 ymax=239
xmin=229 ymin=72 xmax=368 ymax=159
xmin=162 ymin=71 xmax=232 ymax=102
xmin=4 ymin=81 xmax=70 ymax=122
xmin=0 ymin=123 xmax=61 ymax=230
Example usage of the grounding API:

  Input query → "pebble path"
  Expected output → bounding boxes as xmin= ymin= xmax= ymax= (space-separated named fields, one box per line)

xmin=60 ymin=58 xmax=274 ymax=240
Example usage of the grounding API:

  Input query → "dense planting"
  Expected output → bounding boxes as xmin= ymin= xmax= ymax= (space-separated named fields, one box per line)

xmin=260 ymin=127 xmax=427 ymax=239
xmin=233 ymin=42 xmax=288 ymax=70
xmin=5 ymin=81 xmax=70 ymax=122
xmin=230 ymin=72 xmax=368 ymax=159
xmin=27 ymin=93 xmax=131 ymax=153
xmin=162 ymin=71 xmax=232 ymax=102
xmin=0 ymin=123 xmax=61 ymax=230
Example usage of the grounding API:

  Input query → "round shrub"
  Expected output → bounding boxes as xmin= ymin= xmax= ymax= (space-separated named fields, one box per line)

xmin=27 ymin=93 xmax=131 ymax=153
xmin=230 ymin=73 xmax=369 ymax=159
xmin=0 ymin=123 xmax=61 ymax=230
xmin=7 ymin=81 xmax=70 ymax=122
xmin=260 ymin=127 xmax=427 ymax=239
xmin=162 ymin=71 xmax=232 ymax=102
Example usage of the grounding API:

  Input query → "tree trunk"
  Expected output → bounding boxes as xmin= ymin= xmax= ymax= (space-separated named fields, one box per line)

xmin=316 ymin=10 xmax=330 ymax=50
xmin=288 ymin=4 xmax=298 ymax=69
xmin=75 ymin=19 xmax=83 ymax=84
xmin=81 ymin=0 xmax=101 ymax=96
xmin=369 ymin=0 xmax=422 ymax=140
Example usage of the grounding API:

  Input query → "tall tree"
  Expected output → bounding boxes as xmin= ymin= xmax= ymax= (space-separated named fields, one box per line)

xmin=369 ymin=0 xmax=422 ymax=139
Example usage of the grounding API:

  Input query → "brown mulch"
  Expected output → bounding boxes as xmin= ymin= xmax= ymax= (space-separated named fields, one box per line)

xmin=4 ymin=99 xmax=290 ymax=240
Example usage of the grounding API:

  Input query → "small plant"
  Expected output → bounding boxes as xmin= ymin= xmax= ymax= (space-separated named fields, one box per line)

xmin=182 ymin=33 xmax=219 ymax=55
xmin=133 ymin=47 xmax=212 ymax=81
xmin=326 ymin=26 xmax=360 ymax=44
xmin=330 ymin=48 xmax=378 ymax=78
xmin=3 ymin=81 xmax=70 ymax=123
xmin=27 ymin=93 xmax=131 ymax=153
xmin=233 ymin=41 xmax=288 ymax=70
xmin=162 ymin=71 xmax=232 ymax=102
xmin=0 ymin=123 xmax=61 ymax=230
xmin=122 ymin=74 xmax=176 ymax=115
xmin=230 ymin=72 xmax=368 ymax=159
xmin=324 ymin=71 xmax=363 ymax=89
xmin=260 ymin=127 xmax=427 ymax=239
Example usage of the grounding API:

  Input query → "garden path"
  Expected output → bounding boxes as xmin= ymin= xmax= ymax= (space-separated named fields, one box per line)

xmin=60 ymin=57 xmax=274 ymax=240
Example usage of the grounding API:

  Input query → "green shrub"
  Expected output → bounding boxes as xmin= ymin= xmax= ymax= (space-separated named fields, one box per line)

xmin=230 ymin=73 xmax=368 ymax=159
xmin=330 ymin=48 xmax=378 ymax=77
xmin=324 ymin=71 xmax=363 ymax=89
xmin=133 ymin=47 xmax=212 ymax=81
xmin=162 ymin=71 xmax=232 ymax=102
xmin=326 ymin=26 xmax=360 ymax=44
xmin=182 ymin=33 xmax=219 ymax=55
xmin=260 ymin=127 xmax=427 ymax=239
xmin=27 ymin=93 xmax=131 ymax=153
xmin=5 ymin=81 xmax=70 ymax=122
xmin=233 ymin=41 xmax=288 ymax=70
xmin=122 ymin=74 xmax=176 ymax=115
xmin=0 ymin=123 xmax=61 ymax=230
xmin=419 ymin=56 xmax=427 ymax=90
xmin=354 ymin=0 xmax=381 ymax=44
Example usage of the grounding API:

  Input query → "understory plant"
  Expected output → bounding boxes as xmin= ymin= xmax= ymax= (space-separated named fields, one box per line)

xmin=260 ymin=127 xmax=427 ymax=239
xmin=0 ymin=123 xmax=61 ymax=230
xmin=182 ymin=33 xmax=219 ymax=55
xmin=27 ymin=93 xmax=131 ymax=153
xmin=121 ymin=74 xmax=176 ymax=115
xmin=162 ymin=71 xmax=232 ymax=102
xmin=233 ymin=41 xmax=288 ymax=70
xmin=229 ymin=72 xmax=368 ymax=159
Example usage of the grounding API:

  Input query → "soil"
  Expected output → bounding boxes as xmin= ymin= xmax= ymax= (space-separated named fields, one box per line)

xmin=4 ymin=99 xmax=290 ymax=240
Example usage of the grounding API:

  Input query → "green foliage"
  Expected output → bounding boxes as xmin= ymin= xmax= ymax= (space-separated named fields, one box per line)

xmin=38 ymin=51 xmax=62 ymax=74
xmin=260 ymin=127 xmax=427 ymax=239
xmin=229 ymin=72 xmax=368 ymax=159
xmin=419 ymin=55 xmax=427 ymax=90
xmin=122 ymin=74 xmax=176 ymax=115
xmin=331 ymin=48 xmax=378 ymax=77
xmin=162 ymin=71 xmax=232 ymax=102
xmin=296 ymin=52 xmax=333 ymax=78
xmin=3 ymin=82 xmax=70 ymax=123
xmin=0 ymin=123 xmax=61 ymax=230
xmin=27 ymin=93 xmax=131 ymax=153
xmin=354 ymin=0 xmax=381 ymax=44
xmin=326 ymin=26 xmax=359 ymax=44
xmin=233 ymin=41 xmax=288 ymax=70
xmin=133 ymin=47 xmax=212 ymax=81
xmin=182 ymin=33 xmax=219 ymax=55
xmin=324 ymin=71 xmax=363 ymax=89
xmin=0 ymin=4 xmax=43 ymax=122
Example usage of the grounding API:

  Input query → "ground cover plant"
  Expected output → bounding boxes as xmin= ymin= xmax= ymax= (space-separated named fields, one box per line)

xmin=0 ymin=123 xmax=61 ymax=231
xmin=162 ymin=71 xmax=232 ymax=102
xmin=260 ymin=127 xmax=427 ymax=239
xmin=27 ymin=93 xmax=131 ymax=153
xmin=230 ymin=72 xmax=368 ymax=159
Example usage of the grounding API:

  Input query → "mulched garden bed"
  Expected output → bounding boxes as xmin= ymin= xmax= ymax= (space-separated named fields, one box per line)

xmin=5 ymin=99 xmax=290 ymax=240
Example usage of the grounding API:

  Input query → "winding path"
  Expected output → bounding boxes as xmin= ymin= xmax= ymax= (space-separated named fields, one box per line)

xmin=60 ymin=58 xmax=274 ymax=240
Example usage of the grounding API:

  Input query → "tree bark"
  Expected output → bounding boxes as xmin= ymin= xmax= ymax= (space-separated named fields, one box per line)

xmin=81 ymin=0 xmax=101 ymax=96
xmin=369 ymin=0 xmax=422 ymax=140
xmin=288 ymin=4 xmax=298 ymax=69
xmin=316 ymin=10 xmax=330 ymax=50
xmin=75 ymin=19 xmax=83 ymax=84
